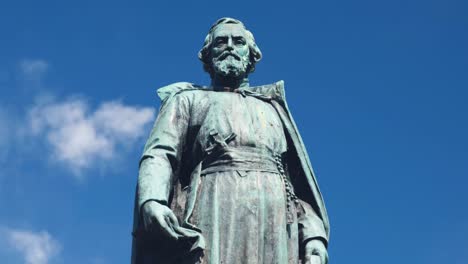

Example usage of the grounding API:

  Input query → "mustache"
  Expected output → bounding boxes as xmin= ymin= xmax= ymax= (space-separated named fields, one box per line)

xmin=216 ymin=51 xmax=241 ymax=61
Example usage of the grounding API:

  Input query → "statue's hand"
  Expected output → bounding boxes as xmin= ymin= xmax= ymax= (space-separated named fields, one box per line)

xmin=142 ymin=201 xmax=180 ymax=241
xmin=304 ymin=239 xmax=328 ymax=264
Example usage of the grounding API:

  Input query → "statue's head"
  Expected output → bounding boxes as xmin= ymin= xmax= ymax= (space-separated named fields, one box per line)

xmin=199 ymin=18 xmax=262 ymax=79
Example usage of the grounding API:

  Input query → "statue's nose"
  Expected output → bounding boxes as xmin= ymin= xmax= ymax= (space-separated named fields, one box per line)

xmin=226 ymin=38 xmax=234 ymax=50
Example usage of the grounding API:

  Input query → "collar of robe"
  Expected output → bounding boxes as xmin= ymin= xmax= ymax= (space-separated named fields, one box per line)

xmin=156 ymin=80 xmax=286 ymax=106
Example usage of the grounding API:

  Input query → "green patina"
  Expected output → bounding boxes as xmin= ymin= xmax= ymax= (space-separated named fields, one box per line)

xmin=131 ymin=18 xmax=330 ymax=264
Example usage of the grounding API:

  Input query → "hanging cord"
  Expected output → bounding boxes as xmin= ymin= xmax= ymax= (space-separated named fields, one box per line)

xmin=274 ymin=154 xmax=299 ymax=225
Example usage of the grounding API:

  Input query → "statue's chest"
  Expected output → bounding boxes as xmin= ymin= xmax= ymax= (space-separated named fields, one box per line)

xmin=191 ymin=92 xmax=286 ymax=151
xmin=198 ymin=92 xmax=279 ymax=127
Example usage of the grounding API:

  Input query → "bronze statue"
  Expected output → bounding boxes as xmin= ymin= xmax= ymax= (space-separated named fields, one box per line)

xmin=131 ymin=17 xmax=330 ymax=264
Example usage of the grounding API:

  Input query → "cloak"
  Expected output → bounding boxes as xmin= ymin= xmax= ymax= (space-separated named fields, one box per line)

xmin=131 ymin=81 xmax=330 ymax=263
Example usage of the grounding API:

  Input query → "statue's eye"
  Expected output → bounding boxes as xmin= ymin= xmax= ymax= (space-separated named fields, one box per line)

xmin=235 ymin=39 xmax=246 ymax=45
xmin=215 ymin=38 xmax=226 ymax=47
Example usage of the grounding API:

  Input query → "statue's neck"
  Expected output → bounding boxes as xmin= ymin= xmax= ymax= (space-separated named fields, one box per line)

xmin=211 ymin=75 xmax=249 ymax=91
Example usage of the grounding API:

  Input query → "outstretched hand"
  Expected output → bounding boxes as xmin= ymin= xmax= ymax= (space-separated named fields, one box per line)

xmin=304 ymin=239 xmax=328 ymax=264
xmin=142 ymin=201 xmax=181 ymax=241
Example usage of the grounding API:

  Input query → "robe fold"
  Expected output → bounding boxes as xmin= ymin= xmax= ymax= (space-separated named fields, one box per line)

xmin=131 ymin=81 xmax=329 ymax=264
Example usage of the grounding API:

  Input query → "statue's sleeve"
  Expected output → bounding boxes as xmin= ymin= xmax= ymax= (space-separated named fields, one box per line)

xmin=298 ymin=199 xmax=328 ymax=247
xmin=137 ymin=93 xmax=190 ymax=211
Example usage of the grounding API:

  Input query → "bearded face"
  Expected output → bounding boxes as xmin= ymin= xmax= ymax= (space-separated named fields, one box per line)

xmin=212 ymin=50 xmax=250 ymax=78
xmin=210 ymin=23 xmax=251 ymax=78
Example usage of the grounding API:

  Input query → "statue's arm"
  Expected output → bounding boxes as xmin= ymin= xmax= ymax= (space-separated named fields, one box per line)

xmin=137 ymin=93 xmax=190 ymax=213
xmin=298 ymin=199 xmax=328 ymax=247
xmin=298 ymin=200 xmax=329 ymax=263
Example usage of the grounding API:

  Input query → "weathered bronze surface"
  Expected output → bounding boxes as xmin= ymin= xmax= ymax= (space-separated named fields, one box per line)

xmin=131 ymin=18 xmax=330 ymax=264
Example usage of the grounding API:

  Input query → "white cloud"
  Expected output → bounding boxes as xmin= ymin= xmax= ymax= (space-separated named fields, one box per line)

xmin=19 ymin=59 xmax=49 ymax=81
xmin=5 ymin=228 xmax=61 ymax=264
xmin=29 ymin=98 xmax=155 ymax=175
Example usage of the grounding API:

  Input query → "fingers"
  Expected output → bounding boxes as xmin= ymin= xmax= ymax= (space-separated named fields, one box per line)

xmin=304 ymin=255 xmax=321 ymax=264
xmin=166 ymin=210 xmax=180 ymax=227
xmin=304 ymin=239 xmax=328 ymax=264
xmin=311 ymin=255 xmax=321 ymax=264
xmin=157 ymin=214 xmax=179 ymax=241
xmin=141 ymin=204 xmax=180 ymax=241
xmin=322 ymin=251 xmax=329 ymax=264
xmin=304 ymin=248 xmax=328 ymax=264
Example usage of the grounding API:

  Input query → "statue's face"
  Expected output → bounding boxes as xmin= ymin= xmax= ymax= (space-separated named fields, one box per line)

xmin=210 ymin=23 xmax=250 ymax=78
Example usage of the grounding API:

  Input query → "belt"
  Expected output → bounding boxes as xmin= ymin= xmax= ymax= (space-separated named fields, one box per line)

xmin=201 ymin=146 xmax=282 ymax=175
xmin=201 ymin=146 xmax=299 ymax=224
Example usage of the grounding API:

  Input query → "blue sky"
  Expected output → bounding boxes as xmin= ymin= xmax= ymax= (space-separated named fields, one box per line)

xmin=0 ymin=0 xmax=467 ymax=263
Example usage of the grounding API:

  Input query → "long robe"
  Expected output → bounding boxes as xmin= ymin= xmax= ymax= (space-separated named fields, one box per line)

xmin=131 ymin=81 xmax=329 ymax=264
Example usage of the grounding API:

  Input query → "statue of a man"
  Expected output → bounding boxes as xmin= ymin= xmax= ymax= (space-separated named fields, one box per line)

xmin=131 ymin=18 xmax=330 ymax=264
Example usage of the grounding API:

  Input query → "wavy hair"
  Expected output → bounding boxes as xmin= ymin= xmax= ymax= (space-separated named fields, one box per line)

xmin=198 ymin=18 xmax=262 ymax=78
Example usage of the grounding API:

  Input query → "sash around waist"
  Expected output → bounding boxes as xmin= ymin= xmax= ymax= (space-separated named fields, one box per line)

xmin=201 ymin=147 xmax=284 ymax=175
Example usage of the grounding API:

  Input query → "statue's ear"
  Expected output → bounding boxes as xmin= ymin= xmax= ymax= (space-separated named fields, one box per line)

xmin=156 ymin=82 xmax=195 ymax=104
